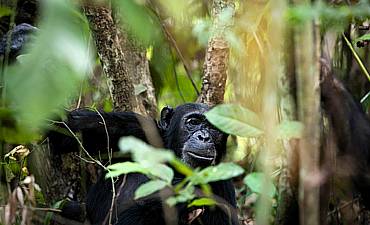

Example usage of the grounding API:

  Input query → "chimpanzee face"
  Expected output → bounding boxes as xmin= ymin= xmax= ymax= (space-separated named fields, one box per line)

xmin=158 ymin=103 xmax=228 ymax=168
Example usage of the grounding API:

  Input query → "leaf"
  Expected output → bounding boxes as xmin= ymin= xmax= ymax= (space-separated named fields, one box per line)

xmin=4 ymin=0 xmax=92 ymax=142
xmin=188 ymin=198 xmax=216 ymax=207
xmin=354 ymin=33 xmax=370 ymax=43
xmin=191 ymin=163 xmax=244 ymax=184
xmin=106 ymin=162 xmax=149 ymax=178
xmin=149 ymin=164 xmax=174 ymax=184
xmin=134 ymin=84 xmax=147 ymax=95
xmin=205 ymin=104 xmax=263 ymax=137
xmin=243 ymin=172 xmax=276 ymax=198
xmin=277 ymin=121 xmax=303 ymax=139
xmin=114 ymin=0 xmax=161 ymax=46
xmin=134 ymin=180 xmax=167 ymax=200
xmin=106 ymin=160 xmax=174 ymax=183
xmin=166 ymin=185 xmax=195 ymax=207
xmin=119 ymin=136 xmax=174 ymax=166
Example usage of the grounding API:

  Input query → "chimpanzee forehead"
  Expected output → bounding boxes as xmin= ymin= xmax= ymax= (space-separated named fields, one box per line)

xmin=173 ymin=103 xmax=210 ymax=116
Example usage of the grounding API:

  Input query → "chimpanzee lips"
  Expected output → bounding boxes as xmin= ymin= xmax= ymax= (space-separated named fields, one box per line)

xmin=186 ymin=151 xmax=214 ymax=161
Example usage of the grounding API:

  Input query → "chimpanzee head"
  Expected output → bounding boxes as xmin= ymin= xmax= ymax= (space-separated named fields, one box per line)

xmin=158 ymin=103 xmax=228 ymax=168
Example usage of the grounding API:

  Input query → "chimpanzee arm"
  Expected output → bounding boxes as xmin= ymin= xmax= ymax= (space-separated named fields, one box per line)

xmin=321 ymin=62 xmax=370 ymax=207
xmin=46 ymin=109 xmax=158 ymax=155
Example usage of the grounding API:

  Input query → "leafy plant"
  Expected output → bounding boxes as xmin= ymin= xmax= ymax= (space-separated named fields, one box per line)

xmin=1 ymin=0 xmax=93 ymax=142
xmin=205 ymin=104 xmax=303 ymax=140
xmin=106 ymin=136 xmax=244 ymax=207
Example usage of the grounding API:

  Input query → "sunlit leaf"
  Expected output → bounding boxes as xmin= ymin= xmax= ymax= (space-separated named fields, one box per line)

xmin=106 ymin=161 xmax=173 ymax=183
xmin=106 ymin=162 xmax=149 ymax=178
xmin=205 ymin=104 xmax=263 ymax=137
xmin=188 ymin=198 xmax=216 ymax=207
xmin=114 ymin=0 xmax=161 ymax=46
xmin=3 ymin=0 xmax=93 ymax=142
xmin=191 ymin=163 xmax=244 ymax=184
xmin=243 ymin=172 xmax=276 ymax=198
xmin=354 ymin=33 xmax=370 ymax=43
xmin=149 ymin=164 xmax=174 ymax=184
xmin=134 ymin=180 xmax=167 ymax=199
xmin=119 ymin=136 xmax=174 ymax=166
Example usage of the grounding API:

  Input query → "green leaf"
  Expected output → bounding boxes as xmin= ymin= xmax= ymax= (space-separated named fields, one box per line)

xmin=354 ymin=33 xmax=370 ymax=43
xmin=3 ymin=0 xmax=92 ymax=142
xmin=106 ymin=162 xmax=173 ymax=183
xmin=243 ymin=172 xmax=276 ymax=198
xmin=119 ymin=136 xmax=174 ymax=166
xmin=166 ymin=185 xmax=195 ymax=206
xmin=188 ymin=198 xmax=216 ymax=207
xmin=114 ymin=0 xmax=161 ymax=46
xmin=191 ymin=163 xmax=244 ymax=185
xmin=205 ymin=104 xmax=263 ymax=137
xmin=134 ymin=180 xmax=167 ymax=199
xmin=170 ymin=158 xmax=194 ymax=177
xmin=106 ymin=162 xmax=149 ymax=178
xmin=277 ymin=121 xmax=303 ymax=139
xmin=149 ymin=164 xmax=174 ymax=184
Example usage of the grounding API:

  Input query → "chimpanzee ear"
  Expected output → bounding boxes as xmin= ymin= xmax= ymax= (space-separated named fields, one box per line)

xmin=158 ymin=106 xmax=174 ymax=131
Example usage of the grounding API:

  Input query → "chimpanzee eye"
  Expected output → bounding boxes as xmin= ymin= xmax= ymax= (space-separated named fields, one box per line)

xmin=186 ymin=117 xmax=201 ymax=126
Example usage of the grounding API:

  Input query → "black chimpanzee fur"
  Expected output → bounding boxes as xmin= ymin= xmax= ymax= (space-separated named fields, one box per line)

xmin=0 ymin=23 xmax=37 ymax=63
xmin=320 ymin=63 xmax=370 ymax=209
xmin=47 ymin=103 xmax=238 ymax=225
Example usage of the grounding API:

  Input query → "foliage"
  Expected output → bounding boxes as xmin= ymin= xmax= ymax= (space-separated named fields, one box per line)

xmin=286 ymin=1 xmax=370 ymax=31
xmin=106 ymin=136 xmax=244 ymax=207
xmin=244 ymin=172 xmax=276 ymax=198
xmin=205 ymin=104 xmax=303 ymax=139
xmin=1 ymin=0 xmax=93 ymax=143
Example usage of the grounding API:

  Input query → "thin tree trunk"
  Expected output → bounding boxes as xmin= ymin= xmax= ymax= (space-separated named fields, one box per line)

xmin=295 ymin=9 xmax=321 ymax=225
xmin=196 ymin=0 xmax=234 ymax=106
xmin=275 ymin=3 xmax=300 ymax=225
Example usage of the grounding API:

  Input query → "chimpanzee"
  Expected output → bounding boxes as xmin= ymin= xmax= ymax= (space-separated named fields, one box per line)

xmin=47 ymin=103 xmax=238 ymax=225
xmin=0 ymin=23 xmax=37 ymax=63
xmin=320 ymin=61 xmax=370 ymax=209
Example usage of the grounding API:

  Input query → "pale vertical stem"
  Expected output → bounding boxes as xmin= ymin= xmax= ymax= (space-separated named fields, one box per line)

xmin=295 ymin=13 xmax=321 ymax=225
xmin=256 ymin=1 xmax=285 ymax=224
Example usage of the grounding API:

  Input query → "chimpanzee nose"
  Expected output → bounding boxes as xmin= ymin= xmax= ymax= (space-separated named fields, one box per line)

xmin=196 ymin=130 xmax=211 ymax=143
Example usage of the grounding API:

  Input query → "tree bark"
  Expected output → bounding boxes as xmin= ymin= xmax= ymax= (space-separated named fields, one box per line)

xmin=275 ymin=4 xmax=300 ymax=225
xmin=83 ymin=2 xmax=157 ymax=117
xmin=295 ymin=10 xmax=321 ymax=225
xmin=196 ymin=0 xmax=234 ymax=106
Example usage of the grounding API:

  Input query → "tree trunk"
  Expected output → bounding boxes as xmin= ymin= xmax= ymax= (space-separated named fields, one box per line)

xmin=83 ymin=1 xmax=157 ymax=117
xmin=275 ymin=3 xmax=300 ymax=225
xmin=295 ymin=9 xmax=322 ymax=225
xmin=196 ymin=0 xmax=235 ymax=106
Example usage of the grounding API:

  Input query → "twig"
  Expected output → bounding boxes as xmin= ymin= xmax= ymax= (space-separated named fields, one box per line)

xmin=94 ymin=109 xmax=112 ymax=164
xmin=327 ymin=198 xmax=360 ymax=216
xmin=48 ymin=120 xmax=106 ymax=170
xmin=0 ymin=205 xmax=62 ymax=213
xmin=49 ymin=118 xmax=117 ymax=224
xmin=147 ymin=1 xmax=200 ymax=96
xmin=342 ymin=33 xmax=370 ymax=82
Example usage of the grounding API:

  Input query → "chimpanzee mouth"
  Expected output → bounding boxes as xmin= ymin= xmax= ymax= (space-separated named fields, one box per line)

xmin=186 ymin=151 xmax=214 ymax=161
